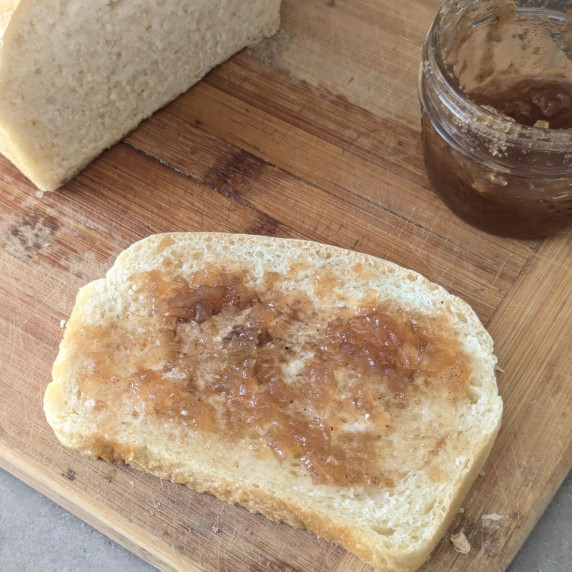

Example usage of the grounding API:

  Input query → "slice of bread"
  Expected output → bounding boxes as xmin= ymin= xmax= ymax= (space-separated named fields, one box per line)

xmin=0 ymin=1 xmax=281 ymax=191
xmin=44 ymin=233 xmax=503 ymax=572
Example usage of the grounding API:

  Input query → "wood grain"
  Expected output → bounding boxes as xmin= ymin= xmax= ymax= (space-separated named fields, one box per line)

xmin=1 ymin=0 xmax=570 ymax=570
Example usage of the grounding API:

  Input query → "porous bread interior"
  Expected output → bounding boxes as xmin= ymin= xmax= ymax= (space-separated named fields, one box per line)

xmin=45 ymin=233 xmax=503 ymax=572
xmin=0 ymin=0 xmax=281 ymax=191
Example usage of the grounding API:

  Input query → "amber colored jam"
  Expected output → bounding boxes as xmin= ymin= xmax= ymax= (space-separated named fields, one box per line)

xmin=470 ymin=79 xmax=572 ymax=130
xmin=421 ymin=109 xmax=572 ymax=239
xmin=73 ymin=268 xmax=473 ymax=487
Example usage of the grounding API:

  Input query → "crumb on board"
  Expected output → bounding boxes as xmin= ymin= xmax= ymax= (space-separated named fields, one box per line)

xmin=482 ymin=513 xmax=504 ymax=521
xmin=494 ymin=364 xmax=505 ymax=373
xmin=450 ymin=531 xmax=471 ymax=554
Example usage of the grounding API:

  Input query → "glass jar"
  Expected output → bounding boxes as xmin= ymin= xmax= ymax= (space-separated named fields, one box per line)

xmin=419 ymin=0 xmax=572 ymax=239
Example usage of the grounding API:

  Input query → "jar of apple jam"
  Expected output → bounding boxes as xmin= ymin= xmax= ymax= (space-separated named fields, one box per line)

xmin=419 ymin=0 xmax=572 ymax=239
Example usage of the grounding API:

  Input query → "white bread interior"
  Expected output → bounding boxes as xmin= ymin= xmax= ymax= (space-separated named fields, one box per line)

xmin=0 ymin=1 xmax=281 ymax=191
xmin=44 ymin=233 xmax=503 ymax=572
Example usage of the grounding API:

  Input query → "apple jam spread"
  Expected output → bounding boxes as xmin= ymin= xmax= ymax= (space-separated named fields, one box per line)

xmin=72 ymin=267 xmax=474 ymax=487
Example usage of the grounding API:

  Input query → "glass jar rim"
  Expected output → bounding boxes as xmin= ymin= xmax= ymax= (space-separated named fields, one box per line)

xmin=424 ymin=0 xmax=572 ymax=151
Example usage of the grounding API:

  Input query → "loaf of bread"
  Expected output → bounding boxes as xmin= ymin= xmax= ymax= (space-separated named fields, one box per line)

xmin=0 ymin=1 xmax=281 ymax=191
xmin=44 ymin=233 xmax=503 ymax=572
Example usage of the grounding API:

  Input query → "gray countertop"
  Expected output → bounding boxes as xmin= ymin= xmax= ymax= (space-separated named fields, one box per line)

xmin=0 ymin=467 xmax=570 ymax=571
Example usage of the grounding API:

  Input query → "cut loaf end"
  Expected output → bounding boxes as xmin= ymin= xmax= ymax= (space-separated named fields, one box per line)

xmin=0 ymin=0 xmax=281 ymax=191
xmin=44 ymin=233 xmax=503 ymax=571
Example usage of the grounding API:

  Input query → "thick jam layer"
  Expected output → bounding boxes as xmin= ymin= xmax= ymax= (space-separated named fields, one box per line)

xmin=471 ymin=79 xmax=572 ymax=129
xmin=72 ymin=267 xmax=473 ymax=487
xmin=422 ymin=111 xmax=572 ymax=239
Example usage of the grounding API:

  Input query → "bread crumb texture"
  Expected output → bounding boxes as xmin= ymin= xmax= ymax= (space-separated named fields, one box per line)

xmin=45 ymin=233 xmax=503 ymax=572
xmin=0 ymin=0 xmax=281 ymax=190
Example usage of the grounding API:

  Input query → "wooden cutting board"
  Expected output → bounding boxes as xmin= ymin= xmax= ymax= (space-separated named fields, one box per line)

xmin=1 ymin=1 xmax=570 ymax=570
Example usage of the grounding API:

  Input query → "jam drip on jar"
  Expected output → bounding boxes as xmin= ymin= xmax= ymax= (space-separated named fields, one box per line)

xmin=73 ymin=269 xmax=473 ymax=488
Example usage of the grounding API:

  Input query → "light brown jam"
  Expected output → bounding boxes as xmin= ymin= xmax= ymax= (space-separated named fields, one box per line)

xmin=422 ymin=78 xmax=572 ymax=238
xmin=421 ymin=108 xmax=572 ymax=238
xmin=471 ymin=79 xmax=572 ymax=130
xmin=72 ymin=268 xmax=473 ymax=487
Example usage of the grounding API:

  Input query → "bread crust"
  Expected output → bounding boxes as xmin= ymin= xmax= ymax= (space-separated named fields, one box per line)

xmin=45 ymin=233 xmax=503 ymax=572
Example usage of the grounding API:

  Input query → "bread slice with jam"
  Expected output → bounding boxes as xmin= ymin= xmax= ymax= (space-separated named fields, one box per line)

xmin=44 ymin=232 xmax=503 ymax=572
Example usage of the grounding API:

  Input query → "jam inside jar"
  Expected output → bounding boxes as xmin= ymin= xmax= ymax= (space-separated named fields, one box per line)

xmin=419 ymin=0 xmax=572 ymax=239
